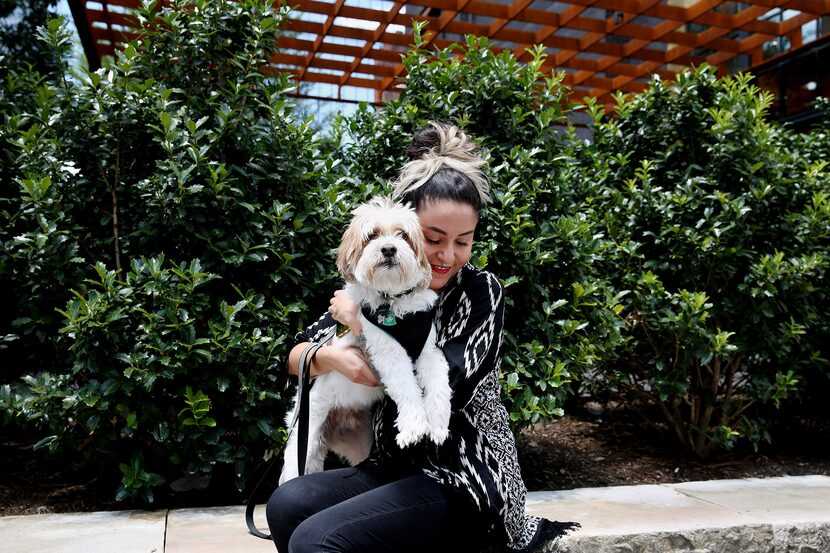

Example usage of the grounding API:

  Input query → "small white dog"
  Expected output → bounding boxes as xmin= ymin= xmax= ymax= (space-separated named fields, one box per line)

xmin=280 ymin=196 xmax=451 ymax=484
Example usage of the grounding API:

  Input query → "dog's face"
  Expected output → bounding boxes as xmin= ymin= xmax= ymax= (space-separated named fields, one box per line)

xmin=336 ymin=197 xmax=431 ymax=294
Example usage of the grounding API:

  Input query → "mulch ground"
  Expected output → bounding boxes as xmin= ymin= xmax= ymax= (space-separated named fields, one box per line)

xmin=3 ymin=403 xmax=830 ymax=516
xmin=517 ymin=404 xmax=830 ymax=491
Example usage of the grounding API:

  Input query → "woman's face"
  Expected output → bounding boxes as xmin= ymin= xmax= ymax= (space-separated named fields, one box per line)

xmin=417 ymin=199 xmax=478 ymax=291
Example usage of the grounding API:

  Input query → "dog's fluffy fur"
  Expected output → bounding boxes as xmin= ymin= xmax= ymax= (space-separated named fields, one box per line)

xmin=280 ymin=197 xmax=451 ymax=484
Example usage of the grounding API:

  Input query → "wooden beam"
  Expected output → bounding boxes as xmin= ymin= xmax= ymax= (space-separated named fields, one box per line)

xmin=76 ymin=0 xmax=830 ymax=107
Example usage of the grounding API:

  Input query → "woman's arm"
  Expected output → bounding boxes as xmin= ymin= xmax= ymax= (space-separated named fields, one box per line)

xmin=287 ymin=289 xmax=378 ymax=387
xmin=442 ymin=271 xmax=506 ymax=412
xmin=286 ymin=340 xmax=378 ymax=387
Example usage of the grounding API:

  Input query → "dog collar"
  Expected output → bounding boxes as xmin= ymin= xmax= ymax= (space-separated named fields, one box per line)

xmin=379 ymin=287 xmax=415 ymax=303
xmin=374 ymin=288 xmax=416 ymax=327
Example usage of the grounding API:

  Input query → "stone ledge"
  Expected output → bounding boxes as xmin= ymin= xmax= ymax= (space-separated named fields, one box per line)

xmin=3 ymin=475 xmax=828 ymax=552
xmin=549 ymin=523 xmax=830 ymax=553
xmin=526 ymin=475 xmax=830 ymax=553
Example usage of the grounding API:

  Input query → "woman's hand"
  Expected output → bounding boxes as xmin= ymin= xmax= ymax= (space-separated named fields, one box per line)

xmin=287 ymin=289 xmax=377 ymax=386
xmin=328 ymin=289 xmax=362 ymax=335
xmin=316 ymin=344 xmax=379 ymax=387
xmin=325 ymin=291 xmax=375 ymax=385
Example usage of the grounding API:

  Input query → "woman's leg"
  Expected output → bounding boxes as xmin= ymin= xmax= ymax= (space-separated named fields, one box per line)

xmin=287 ymin=474 xmax=490 ymax=553
xmin=266 ymin=467 xmax=385 ymax=553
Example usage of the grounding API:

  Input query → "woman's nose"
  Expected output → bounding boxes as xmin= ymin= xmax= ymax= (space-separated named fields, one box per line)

xmin=437 ymin=243 xmax=453 ymax=262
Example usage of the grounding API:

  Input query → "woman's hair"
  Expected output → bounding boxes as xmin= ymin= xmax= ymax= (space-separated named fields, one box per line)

xmin=392 ymin=122 xmax=490 ymax=213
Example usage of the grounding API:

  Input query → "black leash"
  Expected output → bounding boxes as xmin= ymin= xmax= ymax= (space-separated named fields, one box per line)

xmin=245 ymin=331 xmax=332 ymax=539
xmin=296 ymin=342 xmax=320 ymax=480
xmin=244 ymin=444 xmax=285 ymax=539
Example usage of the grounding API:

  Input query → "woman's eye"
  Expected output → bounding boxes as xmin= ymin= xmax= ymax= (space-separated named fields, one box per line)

xmin=426 ymin=238 xmax=440 ymax=245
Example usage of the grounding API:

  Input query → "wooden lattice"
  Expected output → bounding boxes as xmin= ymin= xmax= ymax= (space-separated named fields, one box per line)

xmin=69 ymin=0 xmax=830 ymax=105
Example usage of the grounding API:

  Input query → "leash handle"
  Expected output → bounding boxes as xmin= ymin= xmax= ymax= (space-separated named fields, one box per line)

xmin=245 ymin=453 xmax=279 ymax=539
xmin=246 ymin=328 xmax=336 ymax=539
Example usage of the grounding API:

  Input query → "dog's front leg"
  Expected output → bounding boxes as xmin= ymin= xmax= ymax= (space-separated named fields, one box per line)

xmin=279 ymin=400 xmax=301 ymax=484
xmin=279 ymin=380 xmax=333 ymax=484
xmin=360 ymin=319 xmax=428 ymax=447
xmin=415 ymin=325 xmax=452 ymax=444
xmin=302 ymin=383 xmax=334 ymax=475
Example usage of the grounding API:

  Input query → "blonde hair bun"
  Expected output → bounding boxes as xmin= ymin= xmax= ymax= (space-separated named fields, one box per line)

xmin=393 ymin=122 xmax=491 ymax=207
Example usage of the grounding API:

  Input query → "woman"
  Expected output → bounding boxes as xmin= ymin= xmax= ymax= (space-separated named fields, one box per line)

xmin=266 ymin=122 xmax=577 ymax=552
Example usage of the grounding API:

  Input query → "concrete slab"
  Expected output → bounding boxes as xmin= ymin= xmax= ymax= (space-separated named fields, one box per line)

xmin=530 ymin=477 xmax=830 ymax=553
xmin=0 ymin=509 xmax=166 ymax=553
xmin=671 ymin=475 xmax=830 ymax=524
xmin=3 ymin=477 xmax=829 ymax=553
xmin=527 ymin=483 xmax=750 ymax=536
xmin=165 ymin=505 xmax=275 ymax=553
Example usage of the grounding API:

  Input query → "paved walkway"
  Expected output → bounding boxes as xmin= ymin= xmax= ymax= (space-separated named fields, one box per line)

xmin=2 ymin=475 xmax=829 ymax=553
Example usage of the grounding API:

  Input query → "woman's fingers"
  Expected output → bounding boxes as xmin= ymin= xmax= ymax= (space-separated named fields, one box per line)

xmin=328 ymin=290 xmax=360 ymax=325
xmin=319 ymin=344 xmax=378 ymax=387
xmin=328 ymin=291 xmax=363 ymax=337
xmin=342 ymin=347 xmax=379 ymax=387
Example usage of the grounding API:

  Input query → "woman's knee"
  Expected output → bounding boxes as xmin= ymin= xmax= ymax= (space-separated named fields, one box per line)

xmin=291 ymin=516 xmax=372 ymax=553
xmin=286 ymin=516 xmax=331 ymax=553
xmin=266 ymin=479 xmax=310 ymax=548
xmin=266 ymin=471 xmax=345 ymax=527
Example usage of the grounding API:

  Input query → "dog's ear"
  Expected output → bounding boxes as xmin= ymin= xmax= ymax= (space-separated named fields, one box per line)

xmin=404 ymin=214 xmax=433 ymax=288
xmin=409 ymin=225 xmax=430 ymax=271
xmin=336 ymin=216 xmax=363 ymax=282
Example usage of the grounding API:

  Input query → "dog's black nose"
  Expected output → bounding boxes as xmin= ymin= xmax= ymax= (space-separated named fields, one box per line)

xmin=381 ymin=245 xmax=397 ymax=258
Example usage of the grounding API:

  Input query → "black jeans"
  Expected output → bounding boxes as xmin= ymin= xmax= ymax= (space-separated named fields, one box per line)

xmin=266 ymin=464 xmax=492 ymax=553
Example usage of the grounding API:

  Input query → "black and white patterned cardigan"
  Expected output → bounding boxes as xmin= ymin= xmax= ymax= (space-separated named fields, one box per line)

xmin=296 ymin=264 xmax=577 ymax=552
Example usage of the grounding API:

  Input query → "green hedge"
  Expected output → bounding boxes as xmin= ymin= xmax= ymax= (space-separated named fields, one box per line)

xmin=0 ymin=0 xmax=60 ymax=73
xmin=579 ymin=69 xmax=830 ymax=456
xmin=1 ymin=0 xmax=349 ymax=502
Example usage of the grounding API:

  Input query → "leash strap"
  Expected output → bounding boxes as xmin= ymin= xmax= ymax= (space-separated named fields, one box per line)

xmin=244 ymin=449 xmax=281 ymax=539
xmin=296 ymin=340 xmax=320 ymax=477
xmin=245 ymin=327 xmax=336 ymax=539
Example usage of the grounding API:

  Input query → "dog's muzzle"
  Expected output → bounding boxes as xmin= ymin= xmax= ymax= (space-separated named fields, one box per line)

xmin=380 ymin=244 xmax=398 ymax=267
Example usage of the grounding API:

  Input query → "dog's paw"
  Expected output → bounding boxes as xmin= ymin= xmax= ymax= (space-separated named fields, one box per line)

xmin=428 ymin=426 xmax=449 ymax=445
xmin=425 ymin=404 xmax=450 ymax=445
xmin=395 ymin=426 xmax=425 ymax=448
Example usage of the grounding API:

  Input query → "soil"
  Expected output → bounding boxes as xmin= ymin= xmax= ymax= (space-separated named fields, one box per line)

xmin=517 ymin=402 xmax=830 ymax=492
xmin=3 ymin=402 xmax=830 ymax=516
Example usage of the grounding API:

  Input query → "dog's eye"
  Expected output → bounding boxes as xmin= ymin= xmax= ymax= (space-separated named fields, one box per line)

xmin=366 ymin=231 xmax=379 ymax=241
xmin=398 ymin=231 xmax=409 ymax=241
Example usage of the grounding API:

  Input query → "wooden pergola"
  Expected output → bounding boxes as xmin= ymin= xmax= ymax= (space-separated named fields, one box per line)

xmin=69 ymin=0 xmax=830 ymax=105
